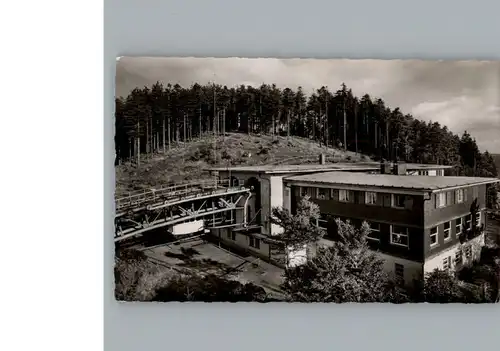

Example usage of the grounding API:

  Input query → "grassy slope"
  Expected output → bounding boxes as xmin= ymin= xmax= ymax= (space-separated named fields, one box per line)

xmin=115 ymin=133 xmax=372 ymax=196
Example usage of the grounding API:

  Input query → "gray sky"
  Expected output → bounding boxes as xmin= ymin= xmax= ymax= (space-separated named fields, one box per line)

xmin=116 ymin=57 xmax=500 ymax=153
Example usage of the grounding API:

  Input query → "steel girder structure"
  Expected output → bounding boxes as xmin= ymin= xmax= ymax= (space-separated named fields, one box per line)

xmin=114 ymin=186 xmax=252 ymax=242
xmin=115 ymin=179 xmax=232 ymax=215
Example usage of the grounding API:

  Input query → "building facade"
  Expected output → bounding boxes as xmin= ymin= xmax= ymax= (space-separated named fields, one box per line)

xmin=283 ymin=171 xmax=498 ymax=285
xmin=206 ymin=161 xmax=456 ymax=270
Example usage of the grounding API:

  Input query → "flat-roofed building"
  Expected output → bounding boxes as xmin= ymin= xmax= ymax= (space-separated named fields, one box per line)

xmin=204 ymin=161 xmax=455 ymax=268
xmin=283 ymin=171 xmax=499 ymax=285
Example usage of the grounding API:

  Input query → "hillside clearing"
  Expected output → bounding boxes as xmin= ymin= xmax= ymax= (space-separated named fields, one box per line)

xmin=115 ymin=133 xmax=372 ymax=197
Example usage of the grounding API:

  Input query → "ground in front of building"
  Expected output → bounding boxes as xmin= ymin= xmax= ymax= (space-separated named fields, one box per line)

xmin=138 ymin=238 xmax=286 ymax=300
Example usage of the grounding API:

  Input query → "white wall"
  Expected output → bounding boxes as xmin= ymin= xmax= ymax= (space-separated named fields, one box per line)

xmin=171 ymin=220 xmax=204 ymax=235
xmin=259 ymin=178 xmax=271 ymax=235
xmin=374 ymin=252 xmax=423 ymax=286
xmin=287 ymin=245 xmax=307 ymax=267
xmin=270 ymin=175 xmax=284 ymax=235
xmin=283 ymin=184 xmax=292 ymax=212
xmin=211 ymin=227 xmax=271 ymax=259
xmin=423 ymin=233 xmax=485 ymax=273
xmin=428 ymin=170 xmax=437 ymax=176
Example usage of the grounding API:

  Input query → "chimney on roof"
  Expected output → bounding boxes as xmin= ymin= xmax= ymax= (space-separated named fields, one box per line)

xmin=380 ymin=160 xmax=391 ymax=174
xmin=319 ymin=154 xmax=326 ymax=165
xmin=392 ymin=162 xmax=407 ymax=175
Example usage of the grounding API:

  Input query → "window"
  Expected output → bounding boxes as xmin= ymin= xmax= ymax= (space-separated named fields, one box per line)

xmin=465 ymin=246 xmax=472 ymax=259
xmin=465 ymin=215 xmax=472 ymax=230
xmin=249 ymin=237 xmax=260 ymax=249
xmin=443 ymin=221 xmax=451 ymax=240
xmin=475 ymin=212 xmax=481 ymax=227
xmin=365 ymin=192 xmax=377 ymax=205
xmin=317 ymin=188 xmax=328 ymax=200
xmin=300 ymin=187 xmax=308 ymax=197
xmin=392 ymin=194 xmax=406 ymax=208
xmin=339 ymin=189 xmax=352 ymax=202
xmin=395 ymin=264 xmax=404 ymax=285
xmin=430 ymin=226 xmax=438 ymax=246
xmin=472 ymin=186 xmax=479 ymax=199
xmin=443 ymin=256 xmax=451 ymax=270
xmin=455 ymin=189 xmax=464 ymax=203
xmin=367 ymin=222 xmax=381 ymax=241
xmin=391 ymin=226 xmax=409 ymax=247
xmin=436 ymin=192 xmax=446 ymax=208
xmin=455 ymin=218 xmax=463 ymax=236
xmin=317 ymin=218 xmax=328 ymax=230
xmin=455 ymin=248 xmax=463 ymax=266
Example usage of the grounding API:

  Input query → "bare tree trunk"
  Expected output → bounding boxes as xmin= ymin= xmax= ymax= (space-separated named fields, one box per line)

xmin=136 ymin=137 xmax=140 ymax=166
xmin=343 ymin=101 xmax=347 ymax=151
xmin=150 ymin=114 xmax=153 ymax=156
xmin=145 ymin=117 xmax=149 ymax=155
xmin=354 ymin=103 xmax=358 ymax=154
xmin=272 ymin=114 xmax=275 ymax=140
xmin=325 ymin=100 xmax=329 ymax=147
xmin=222 ymin=109 xmax=226 ymax=141
xmin=162 ymin=116 xmax=166 ymax=153
xmin=287 ymin=109 xmax=290 ymax=139
xmin=199 ymin=105 xmax=202 ymax=139
xmin=312 ymin=114 xmax=315 ymax=141
xmin=167 ymin=116 xmax=171 ymax=150
xmin=183 ymin=112 xmax=187 ymax=143
xmin=128 ymin=137 xmax=132 ymax=161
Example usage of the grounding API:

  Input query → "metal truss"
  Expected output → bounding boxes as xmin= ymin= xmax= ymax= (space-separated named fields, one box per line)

xmin=115 ymin=179 xmax=232 ymax=214
xmin=115 ymin=185 xmax=251 ymax=242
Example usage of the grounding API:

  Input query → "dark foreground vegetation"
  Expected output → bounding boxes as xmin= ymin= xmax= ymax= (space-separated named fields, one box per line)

xmin=114 ymin=248 xmax=269 ymax=302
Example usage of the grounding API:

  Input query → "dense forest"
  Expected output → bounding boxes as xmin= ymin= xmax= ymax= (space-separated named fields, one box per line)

xmin=115 ymin=82 xmax=498 ymax=205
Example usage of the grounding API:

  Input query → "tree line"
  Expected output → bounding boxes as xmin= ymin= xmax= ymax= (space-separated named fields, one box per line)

xmin=115 ymin=82 xmax=498 ymax=202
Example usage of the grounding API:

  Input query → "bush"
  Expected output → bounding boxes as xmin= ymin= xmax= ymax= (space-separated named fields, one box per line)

xmin=257 ymin=147 xmax=270 ymax=155
xmin=152 ymin=273 xmax=268 ymax=302
xmin=189 ymin=145 xmax=215 ymax=163
xmin=114 ymin=248 xmax=168 ymax=301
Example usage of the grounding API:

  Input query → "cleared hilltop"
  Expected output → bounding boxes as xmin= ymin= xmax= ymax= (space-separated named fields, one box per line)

xmin=115 ymin=133 xmax=371 ymax=197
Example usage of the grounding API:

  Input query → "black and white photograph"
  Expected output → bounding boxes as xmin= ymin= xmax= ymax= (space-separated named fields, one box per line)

xmin=114 ymin=57 xmax=500 ymax=303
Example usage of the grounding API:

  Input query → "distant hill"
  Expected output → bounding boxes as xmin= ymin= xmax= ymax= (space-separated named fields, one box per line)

xmin=492 ymin=154 xmax=500 ymax=176
xmin=115 ymin=133 xmax=371 ymax=196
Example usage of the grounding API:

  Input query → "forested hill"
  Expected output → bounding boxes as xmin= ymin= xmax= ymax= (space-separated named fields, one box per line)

xmin=115 ymin=81 xmax=498 ymax=205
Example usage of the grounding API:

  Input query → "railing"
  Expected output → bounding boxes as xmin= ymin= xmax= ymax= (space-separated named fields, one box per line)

xmin=115 ymin=179 xmax=231 ymax=211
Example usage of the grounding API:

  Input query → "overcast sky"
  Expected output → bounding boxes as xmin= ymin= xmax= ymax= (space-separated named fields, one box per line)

xmin=116 ymin=57 xmax=500 ymax=153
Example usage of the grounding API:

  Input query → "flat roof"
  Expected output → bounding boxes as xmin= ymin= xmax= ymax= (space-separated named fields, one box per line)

xmin=207 ymin=162 xmax=453 ymax=174
xmin=284 ymin=171 xmax=499 ymax=192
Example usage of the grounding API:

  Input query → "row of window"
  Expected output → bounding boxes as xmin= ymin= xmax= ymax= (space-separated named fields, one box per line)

xmin=303 ymin=187 xmax=413 ymax=209
xmin=394 ymin=245 xmax=473 ymax=284
xmin=443 ymin=246 xmax=472 ymax=269
xmin=226 ymin=231 xmax=261 ymax=249
xmin=430 ymin=212 xmax=480 ymax=246
xmin=317 ymin=212 xmax=481 ymax=249
xmin=435 ymin=187 xmax=478 ymax=208
xmin=301 ymin=186 xmax=478 ymax=210
xmin=318 ymin=219 xmax=411 ymax=248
